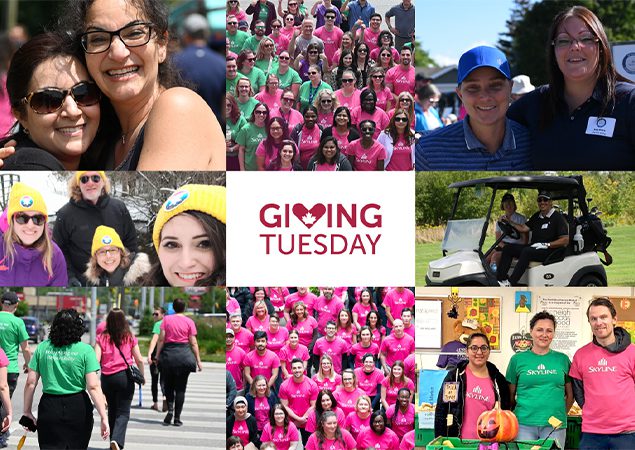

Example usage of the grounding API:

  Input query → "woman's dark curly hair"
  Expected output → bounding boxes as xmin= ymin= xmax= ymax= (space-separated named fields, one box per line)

xmin=49 ymin=309 xmax=85 ymax=347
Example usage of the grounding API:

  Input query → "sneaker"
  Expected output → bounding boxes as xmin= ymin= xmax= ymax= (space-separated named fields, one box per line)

xmin=498 ymin=279 xmax=511 ymax=287
xmin=110 ymin=441 xmax=121 ymax=450
xmin=163 ymin=412 xmax=173 ymax=426
xmin=173 ymin=418 xmax=183 ymax=427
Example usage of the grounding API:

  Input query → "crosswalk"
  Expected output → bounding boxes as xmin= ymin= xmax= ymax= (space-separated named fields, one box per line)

xmin=6 ymin=361 xmax=225 ymax=449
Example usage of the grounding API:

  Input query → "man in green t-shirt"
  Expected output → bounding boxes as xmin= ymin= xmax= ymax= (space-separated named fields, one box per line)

xmin=148 ymin=306 xmax=166 ymax=412
xmin=0 ymin=291 xmax=31 ymax=445
xmin=227 ymin=15 xmax=250 ymax=54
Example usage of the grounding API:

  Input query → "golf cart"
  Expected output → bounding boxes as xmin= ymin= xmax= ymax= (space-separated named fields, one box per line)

xmin=425 ymin=175 xmax=612 ymax=287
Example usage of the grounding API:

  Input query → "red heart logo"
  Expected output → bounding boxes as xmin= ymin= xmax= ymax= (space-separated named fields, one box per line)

xmin=292 ymin=203 xmax=326 ymax=229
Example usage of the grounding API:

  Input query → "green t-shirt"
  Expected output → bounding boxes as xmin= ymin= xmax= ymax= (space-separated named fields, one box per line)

xmin=30 ymin=340 xmax=100 ymax=395
xmin=226 ymin=73 xmax=247 ymax=96
xmin=0 ymin=311 xmax=29 ymax=373
xmin=243 ymin=35 xmax=265 ymax=54
xmin=152 ymin=319 xmax=163 ymax=335
xmin=505 ymin=349 xmax=571 ymax=426
xmin=228 ymin=30 xmax=250 ymax=54
xmin=255 ymin=57 xmax=279 ymax=77
xmin=238 ymin=97 xmax=260 ymax=121
xmin=236 ymin=122 xmax=267 ymax=171
xmin=276 ymin=67 xmax=302 ymax=90
xmin=241 ymin=66 xmax=267 ymax=92
xmin=298 ymin=80 xmax=332 ymax=111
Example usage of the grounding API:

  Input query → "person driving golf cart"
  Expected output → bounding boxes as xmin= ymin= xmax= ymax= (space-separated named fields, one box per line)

xmin=486 ymin=193 xmax=527 ymax=269
xmin=497 ymin=190 xmax=569 ymax=286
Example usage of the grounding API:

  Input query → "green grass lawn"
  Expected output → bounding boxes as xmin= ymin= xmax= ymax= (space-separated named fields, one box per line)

xmin=137 ymin=336 xmax=225 ymax=363
xmin=415 ymin=224 xmax=635 ymax=286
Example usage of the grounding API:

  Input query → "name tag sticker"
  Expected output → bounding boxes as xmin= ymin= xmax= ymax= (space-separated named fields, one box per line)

xmin=542 ymin=223 xmax=549 ymax=229
xmin=586 ymin=117 xmax=616 ymax=138
xmin=442 ymin=382 xmax=459 ymax=403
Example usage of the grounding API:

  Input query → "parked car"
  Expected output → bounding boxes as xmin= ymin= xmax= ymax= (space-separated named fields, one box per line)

xmin=21 ymin=316 xmax=45 ymax=343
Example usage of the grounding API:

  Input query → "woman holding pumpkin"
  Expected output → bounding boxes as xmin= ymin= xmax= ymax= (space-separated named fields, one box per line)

xmin=434 ymin=333 xmax=511 ymax=439
xmin=506 ymin=311 xmax=573 ymax=449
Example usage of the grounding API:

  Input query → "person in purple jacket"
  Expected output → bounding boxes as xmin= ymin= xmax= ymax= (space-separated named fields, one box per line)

xmin=0 ymin=182 xmax=67 ymax=286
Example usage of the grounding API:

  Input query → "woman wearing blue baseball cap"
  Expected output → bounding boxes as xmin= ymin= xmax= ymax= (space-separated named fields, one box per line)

xmin=415 ymin=45 xmax=533 ymax=170
xmin=508 ymin=6 xmax=635 ymax=170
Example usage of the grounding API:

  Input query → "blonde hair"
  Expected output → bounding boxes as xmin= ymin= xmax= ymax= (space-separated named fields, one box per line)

xmin=87 ymin=247 xmax=131 ymax=277
xmin=249 ymin=375 xmax=271 ymax=397
xmin=67 ymin=172 xmax=111 ymax=202
xmin=315 ymin=354 xmax=337 ymax=382
xmin=4 ymin=219 xmax=54 ymax=278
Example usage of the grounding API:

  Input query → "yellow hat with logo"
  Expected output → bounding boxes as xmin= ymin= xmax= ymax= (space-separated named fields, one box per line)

xmin=7 ymin=182 xmax=47 ymax=220
xmin=91 ymin=225 xmax=125 ymax=256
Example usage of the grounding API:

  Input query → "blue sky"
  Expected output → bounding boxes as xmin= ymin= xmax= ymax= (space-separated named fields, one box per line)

xmin=415 ymin=0 xmax=518 ymax=66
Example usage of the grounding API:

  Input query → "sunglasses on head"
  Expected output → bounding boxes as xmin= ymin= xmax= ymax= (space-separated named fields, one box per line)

xmin=22 ymin=81 xmax=101 ymax=114
xmin=14 ymin=213 xmax=46 ymax=226
xmin=80 ymin=174 xmax=102 ymax=184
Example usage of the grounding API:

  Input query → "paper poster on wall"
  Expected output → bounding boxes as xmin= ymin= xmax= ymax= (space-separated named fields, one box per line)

xmin=536 ymin=295 xmax=582 ymax=359
xmin=464 ymin=297 xmax=501 ymax=350
xmin=418 ymin=369 xmax=448 ymax=429
xmin=607 ymin=296 xmax=635 ymax=342
xmin=415 ymin=299 xmax=443 ymax=348
xmin=515 ymin=291 xmax=531 ymax=313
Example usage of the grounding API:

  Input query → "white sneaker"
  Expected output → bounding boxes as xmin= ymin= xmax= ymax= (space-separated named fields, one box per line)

xmin=498 ymin=279 xmax=511 ymax=287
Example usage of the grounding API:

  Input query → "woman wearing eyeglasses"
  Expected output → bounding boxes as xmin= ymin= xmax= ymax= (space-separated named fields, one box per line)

xmin=364 ymin=67 xmax=392 ymax=113
xmin=255 ymin=38 xmax=280 ymax=75
xmin=378 ymin=108 xmax=415 ymax=171
xmin=387 ymin=92 xmax=415 ymax=125
xmin=334 ymin=70 xmax=361 ymax=111
xmin=330 ymin=51 xmax=361 ymax=91
xmin=85 ymin=225 xmax=150 ymax=286
xmin=434 ymin=333 xmax=511 ymax=439
xmin=2 ymin=32 xmax=102 ymax=170
xmin=0 ymin=182 xmax=67 ymax=286
xmin=271 ymin=88 xmax=303 ymax=132
xmin=274 ymin=51 xmax=302 ymax=98
xmin=295 ymin=43 xmax=327 ymax=83
xmin=370 ymin=31 xmax=400 ymax=65
xmin=237 ymin=50 xmax=267 ymax=93
xmin=353 ymin=42 xmax=375 ymax=88
xmin=255 ymin=74 xmax=283 ymax=111
xmin=236 ymin=103 xmax=269 ymax=171
xmin=314 ymin=90 xmax=338 ymax=128
xmin=507 ymin=6 xmax=635 ymax=170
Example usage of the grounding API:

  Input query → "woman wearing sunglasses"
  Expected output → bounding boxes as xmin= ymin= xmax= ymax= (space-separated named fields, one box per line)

xmin=294 ymin=43 xmax=327 ymax=83
xmin=364 ymin=67 xmax=392 ymax=112
xmin=2 ymin=32 xmax=102 ymax=170
xmin=314 ymin=90 xmax=338 ymax=129
xmin=0 ymin=182 xmax=67 ymax=286
xmin=274 ymin=51 xmax=302 ymax=98
xmin=226 ymin=0 xmax=247 ymax=24
xmin=84 ymin=225 xmax=150 ymax=286
xmin=254 ymin=37 xmax=280 ymax=75
xmin=278 ymin=0 xmax=306 ymax=27
xmin=377 ymin=108 xmax=415 ymax=171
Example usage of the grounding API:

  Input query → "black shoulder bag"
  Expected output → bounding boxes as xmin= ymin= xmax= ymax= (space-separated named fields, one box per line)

xmin=115 ymin=343 xmax=145 ymax=385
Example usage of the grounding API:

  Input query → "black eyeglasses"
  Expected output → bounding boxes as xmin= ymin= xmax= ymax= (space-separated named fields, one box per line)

xmin=308 ymin=71 xmax=318 ymax=75
xmin=80 ymin=22 xmax=153 ymax=54
xmin=341 ymin=79 xmax=354 ymax=83
xmin=468 ymin=345 xmax=490 ymax=353
xmin=14 ymin=213 xmax=46 ymax=226
xmin=254 ymin=110 xmax=268 ymax=115
xmin=371 ymin=75 xmax=384 ymax=79
xmin=321 ymin=99 xmax=333 ymax=103
xmin=22 ymin=81 xmax=101 ymax=114
xmin=394 ymin=117 xmax=408 ymax=123
xmin=80 ymin=174 xmax=102 ymax=184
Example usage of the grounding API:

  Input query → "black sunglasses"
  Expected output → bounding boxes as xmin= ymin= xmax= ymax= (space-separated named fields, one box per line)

xmin=80 ymin=174 xmax=102 ymax=184
xmin=22 ymin=81 xmax=101 ymax=114
xmin=394 ymin=117 xmax=408 ymax=123
xmin=14 ymin=213 xmax=46 ymax=226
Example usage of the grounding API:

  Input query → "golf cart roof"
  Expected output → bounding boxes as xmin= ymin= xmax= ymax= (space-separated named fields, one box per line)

xmin=449 ymin=176 xmax=584 ymax=199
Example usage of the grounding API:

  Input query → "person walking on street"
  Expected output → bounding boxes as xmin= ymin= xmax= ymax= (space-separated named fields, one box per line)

xmin=148 ymin=306 xmax=167 ymax=412
xmin=95 ymin=308 xmax=145 ymax=450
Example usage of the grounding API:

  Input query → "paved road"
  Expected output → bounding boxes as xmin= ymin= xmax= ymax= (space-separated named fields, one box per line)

xmin=5 ymin=342 xmax=225 ymax=449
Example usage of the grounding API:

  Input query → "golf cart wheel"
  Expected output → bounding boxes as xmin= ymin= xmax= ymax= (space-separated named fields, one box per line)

xmin=578 ymin=274 xmax=603 ymax=287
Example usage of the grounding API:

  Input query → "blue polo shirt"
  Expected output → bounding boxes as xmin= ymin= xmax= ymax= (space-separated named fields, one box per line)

xmin=507 ymin=82 xmax=635 ymax=170
xmin=346 ymin=0 xmax=376 ymax=26
xmin=415 ymin=117 xmax=533 ymax=170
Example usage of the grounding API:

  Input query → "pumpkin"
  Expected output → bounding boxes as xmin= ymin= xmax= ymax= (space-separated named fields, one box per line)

xmin=476 ymin=401 xmax=519 ymax=442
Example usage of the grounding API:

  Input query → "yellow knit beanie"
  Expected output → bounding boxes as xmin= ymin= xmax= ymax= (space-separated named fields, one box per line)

xmin=7 ymin=182 xmax=47 ymax=220
xmin=91 ymin=225 xmax=125 ymax=256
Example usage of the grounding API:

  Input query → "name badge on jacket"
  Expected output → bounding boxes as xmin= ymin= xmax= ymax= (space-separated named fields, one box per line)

xmin=586 ymin=117 xmax=616 ymax=138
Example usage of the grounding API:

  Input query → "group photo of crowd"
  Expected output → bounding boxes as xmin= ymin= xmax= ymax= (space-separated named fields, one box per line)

xmin=225 ymin=0 xmax=416 ymax=171
xmin=226 ymin=287 xmax=416 ymax=449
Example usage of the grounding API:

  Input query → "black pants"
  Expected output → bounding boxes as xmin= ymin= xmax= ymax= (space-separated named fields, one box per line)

xmin=497 ymin=243 xmax=556 ymax=285
xmin=161 ymin=367 xmax=191 ymax=419
xmin=102 ymin=370 xmax=135 ymax=449
xmin=150 ymin=362 xmax=164 ymax=403
xmin=38 ymin=391 xmax=93 ymax=449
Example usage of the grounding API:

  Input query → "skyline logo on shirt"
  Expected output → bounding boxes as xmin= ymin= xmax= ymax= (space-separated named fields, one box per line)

xmin=466 ymin=384 xmax=490 ymax=401
xmin=588 ymin=357 xmax=617 ymax=373
xmin=526 ymin=363 xmax=557 ymax=376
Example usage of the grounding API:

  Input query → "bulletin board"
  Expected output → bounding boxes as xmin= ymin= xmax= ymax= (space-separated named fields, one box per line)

xmin=440 ymin=296 xmax=502 ymax=351
xmin=607 ymin=296 xmax=635 ymax=342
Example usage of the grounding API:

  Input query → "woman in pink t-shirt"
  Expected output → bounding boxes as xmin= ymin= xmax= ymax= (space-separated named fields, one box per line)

xmin=246 ymin=375 xmax=278 ymax=431
xmin=290 ymin=105 xmax=323 ymax=169
xmin=255 ymin=74 xmax=283 ymax=112
xmin=347 ymin=119 xmax=386 ymax=171
xmin=279 ymin=330 xmax=309 ymax=379
xmin=343 ymin=395 xmax=372 ymax=441
xmin=265 ymin=287 xmax=290 ymax=315
xmin=352 ymin=288 xmax=377 ymax=329
xmin=271 ymin=88 xmax=303 ymax=131
xmin=305 ymin=389 xmax=346 ymax=433
xmin=351 ymin=327 xmax=380 ymax=369
xmin=0 ymin=346 xmax=11 ymax=434
xmin=256 ymin=117 xmax=289 ymax=171
xmin=95 ymin=308 xmax=144 ymax=450
xmin=226 ymin=0 xmax=246 ymax=22
xmin=305 ymin=411 xmax=357 ymax=450
xmin=286 ymin=301 xmax=318 ymax=348
xmin=354 ymin=354 xmax=383 ymax=409
xmin=380 ymin=360 xmax=414 ymax=410
xmin=387 ymin=92 xmax=416 ymax=126
xmin=356 ymin=410 xmax=400 ymax=450
xmin=332 ymin=32 xmax=355 ymax=68
xmin=226 ymin=289 xmax=241 ymax=317
xmin=156 ymin=298 xmax=202 ymax=426
xmin=260 ymin=403 xmax=300 ymax=450
xmin=367 ymin=311 xmax=386 ymax=347
xmin=377 ymin=109 xmax=415 ymax=171
xmin=265 ymin=314 xmax=289 ymax=352
xmin=246 ymin=300 xmax=270 ymax=333
xmin=334 ymin=70 xmax=361 ymax=111
xmin=267 ymin=139 xmax=303 ymax=171
xmin=386 ymin=387 xmax=415 ymax=441
xmin=364 ymin=66 xmax=393 ymax=112
xmin=333 ymin=369 xmax=366 ymax=417
xmin=321 ymin=107 xmax=360 ymax=158
xmin=314 ymin=89 xmax=337 ymax=129
xmin=312 ymin=354 xmax=342 ymax=392
xmin=336 ymin=309 xmax=358 ymax=349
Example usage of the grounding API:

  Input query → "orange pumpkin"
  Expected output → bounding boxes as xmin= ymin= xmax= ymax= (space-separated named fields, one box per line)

xmin=476 ymin=401 xmax=519 ymax=442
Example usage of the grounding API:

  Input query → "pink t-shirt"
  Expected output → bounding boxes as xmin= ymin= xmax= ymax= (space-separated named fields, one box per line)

xmin=305 ymin=406 xmax=346 ymax=433
xmin=305 ymin=428 xmax=357 ymax=450
xmin=333 ymin=387 xmax=366 ymax=417
xmin=96 ymin=321 xmax=106 ymax=336
xmin=569 ymin=342 xmax=635 ymax=434
xmin=243 ymin=349 xmax=281 ymax=381
xmin=285 ymin=291 xmax=318 ymax=317
xmin=386 ymin=135 xmax=413 ymax=171
xmin=366 ymin=87 xmax=392 ymax=113
xmin=356 ymin=426 xmax=400 ymax=449
xmin=161 ymin=314 xmax=196 ymax=344
xmin=314 ymin=26 xmax=343 ymax=63
xmin=336 ymin=326 xmax=356 ymax=348
xmin=271 ymin=107 xmax=304 ymax=132
xmin=260 ymin=422 xmax=300 ymax=450
xmin=315 ymin=162 xmax=338 ymax=171
xmin=461 ymin=367 xmax=496 ymax=439
xmin=286 ymin=316 xmax=318 ymax=347
xmin=358 ymin=28 xmax=381 ymax=53
xmin=97 ymin=334 xmax=138 ymax=376
xmin=312 ymin=373 xmax=341 ymax=392
xmin=346 ymin=139 xmax=386 ymax=171
xmin=246 ymin=314 xmax=269 ymax=333
xmin=383 ymin=288 xmax=415 ymax=324
xmin=351 ymin=342 xmax=379 ymax=368
xmin=350 ymin=107 xmax=389 ymax=139
xmin=298 ymin=125 xmax=322 ymax=168
xmin=266 ymin=287 xmax=290 ymax=312
xmin=352 ymin=302 xmax=375 ymax=327
xmin=278 ymin=376 xmax=319 ymax=423
xmin=253 ymin=396 xmax=271 ymax=430
xmin=314 ymin=295 xmax=345 ymax=333
xmin=266 ymin=326 xmax=289 ymax=353
xmin=404 ymin=353 xmax=415 ymax=382
xmin=344 ymin=411 xmax=371 ymax=441
xmin=371 ymin=326 xmax=386 ymax=347
xmin=317 ymin=111 xmax=334 ymax=129
xmin=255 ymin=141 xmax=281 ymax=170
xmin=403 ymin=324 xmax=415 ymax=340
xmin=369 ymin=46 xmax=400 ymax=64
xmin=386 ymin=64 xmax=415 ymax=96
xmin=227 ymin=297 xmax=241 ymax=315
xmin=0 ymin=348 xmax=8 ymax=368
xmin=400 ymin=429 xmax=416 ymax=450
xmin=380 ymin=333 xmax=415 ymax=367
xmin=233 ymin=327 xmax=255 ymax=352
xmin=232 ymin=418 xmax=251 ymax=445
xmin=255 ymin=89 xmax=283 ymax=110
xmin=331 ymin=127 xmax=353 ymax=155
xmin=226 ymin=345 xmax=246 ymax=390
xmin=354 ymin=367 xmax=384 ymax=397
xmin=270 ymin=33 xmax=291 ymax=54
xmin=313 ymin=337 xmax=348 ymax=373
xmin=381 ymin=376 xmax=414 ymax=407
xmin=335 ymin=89 xmax=361 ymax=110
xmin=386 ymin=403 xmax=415 ymax=441
xmin=279 ymin=343 xmax=310 ymax=374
